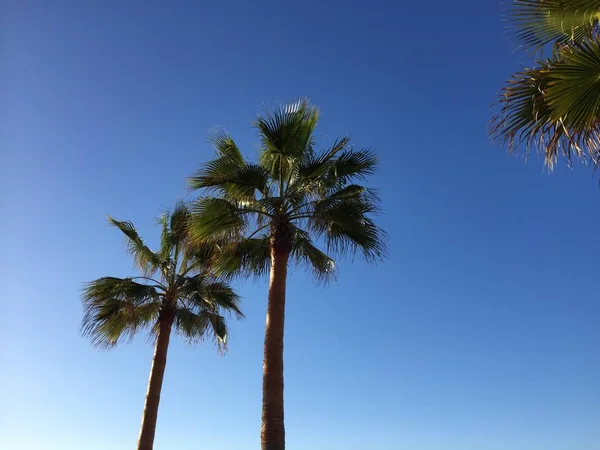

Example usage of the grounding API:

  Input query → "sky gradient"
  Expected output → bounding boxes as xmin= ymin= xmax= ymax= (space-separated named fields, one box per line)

xmin=1 ymin=1 xmax=599 ymax=449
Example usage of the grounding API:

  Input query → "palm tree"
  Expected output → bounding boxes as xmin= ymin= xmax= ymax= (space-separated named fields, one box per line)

xmin=490 ymin=0 xmax=600 ymax=169
xmin=81 ymin=202 xmax=243 ymax=450
xmin=188 ymin=100 xmax=386 ymax=450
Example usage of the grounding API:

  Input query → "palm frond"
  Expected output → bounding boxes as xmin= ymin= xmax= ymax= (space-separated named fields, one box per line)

xmin=256 ymin=99 xmax=320 ymax=182
xmin=81 ymin=277 xmax=161 ymax=348
xmin=330 ymin=149 xmax=378 ymax=185
xmin=189 ymin=197 xmax=249 ymax=240
xmin=510 ymin=0 xmax=600 ymax=50
xmin=309 ymin=194 xmax=387 ymax=262
xmin=291 ymin=229 xmax=336 ymax=282
xmin=208 ymin=127 xmax=245 ymax=163
xmin=108 ymin=217 xmax=162 ymax=275
xmin=170 ymin=201 xmax=191 ymax=245
xmin=174 ymin=308 xmax=229 ymax=350
xmin=296 ymin=136 xmax=352 ymax=181
xmin=188 ymin=152 xmax=271 ymax=201
xmin=490 ymin=40 xmax=600 ymax=167
xmin=214 ymin=236 xmax=271 ymax=278
xmin=186 ymin=280 xmax=244 ymax=319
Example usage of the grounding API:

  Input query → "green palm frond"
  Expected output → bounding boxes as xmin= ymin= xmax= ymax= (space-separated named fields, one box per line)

xmin=296 ymin=136 xmax=352 ymax=181
xmin=257 ymin=99 xmax=320 ymax=182
xmin=188 ymin=157 xmax=271 ymax=201
xmin=310 ymin=193 xmax=386 ymax=262
xmin=330 ymin=149 xmax=379 ymax=185
xmin=189 ymin=197 xmax=249 ymax=239
xmin=510 ymin=0 xmax=600 ymax=50
xmin=174 ymin=308 xmax=230 ymax=349
xmin=208 ymin=127 xmax=245 ymax=163
xmin=108 ymin=218 xmax=162 ymax=275
xmin=81 ymin=277 xmax=161 ymax=348
xmin=214 ymin=236 xmax=271 ymax=278
xmin=188 ymin=280 xmax=245 ymax=319
xmin=170 ymin=201 xmax=191 ymax=244
xmin=491 ymin=39 xmax=600 ymax=167
xmin=291 ymin=229 xmax=336 ymax=282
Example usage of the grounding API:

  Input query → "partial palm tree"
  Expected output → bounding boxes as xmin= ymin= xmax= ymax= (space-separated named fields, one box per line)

xmin=81 ymin=202 xmax=243 ymax=450
xmin=188 ymin=99 xmax=387 ymax=450
xmin=490 ymin=0 xmax=600 ymax=169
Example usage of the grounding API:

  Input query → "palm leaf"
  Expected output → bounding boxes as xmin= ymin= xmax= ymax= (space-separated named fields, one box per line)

xmin=310 ymin=195 xmax=386 ymax=262
xmin=256 ymin=99 xmax=320 ymax=182
xmin=174 ymin=308 xmax=230 ymax=350
xmin=81 ymin=277 xmax=161 ymax=348
xmin=189 ymin=197 xmax=249 ymax=240
xmin=108 ymin=217 xmax=162 ymax=275
xmin=491 ymin=39 xmax=600 ymax=167
xmin=213 ymin=236 xmax=271 ymax=278
xmin=510 ymin=0 xmax=600 ymax=50
xmin=291 ymin=229 xmax=336 ymax=282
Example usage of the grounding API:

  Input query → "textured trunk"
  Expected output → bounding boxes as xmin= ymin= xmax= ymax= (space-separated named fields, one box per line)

xmin=261 ymin=236 xmax=291 ymax=450
xmin=137 ymin=312 xmax=174 ymax=450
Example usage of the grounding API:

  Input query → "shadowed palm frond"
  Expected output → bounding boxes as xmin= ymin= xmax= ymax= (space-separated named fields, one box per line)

xmin=108 ymin=218 xmax=162 ymax=275
xmin=310 ymin=194 xmax=386 ymax=262
xmin=189 ymin=197 xmax=250 ymax=240
xmin=174 ymin=308 xmax=230 ymax=350
xmin=81 ymin=277 xmax=161 ymax=348
xmin=291 ymin=229 xmax=336 ymax=282
xmin=214 ymin=236 xmax=271 ymax=279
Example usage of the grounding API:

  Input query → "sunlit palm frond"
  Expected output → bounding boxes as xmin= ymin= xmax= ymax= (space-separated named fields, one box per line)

xmin=108 ymin=218 xmax=162 ymax=275
xmin=491 ymin=39 xmax=600 ymax=167
xmin=510 ymin=0 xmax=600 ymax=50
xmin=208 ymin=127 xmax=245 ymax=163
xmin=256 ymin=99 xmax=320 ymax=182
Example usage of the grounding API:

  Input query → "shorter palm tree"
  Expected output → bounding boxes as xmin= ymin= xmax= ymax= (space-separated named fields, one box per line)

xmin=81 ymin=202 xmax=243 ymax=450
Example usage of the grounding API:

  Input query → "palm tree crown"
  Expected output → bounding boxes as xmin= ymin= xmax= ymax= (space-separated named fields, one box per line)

xmin=189 ymin=100 xmax=386 ymax=278
xmin=490 ymin=0 xmax=600 ymax=169
xmin=82 ymin=202 xmax=243 ymax=349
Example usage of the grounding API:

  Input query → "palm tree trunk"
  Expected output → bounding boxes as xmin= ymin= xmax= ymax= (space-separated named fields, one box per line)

xmin=137 ymin=313 xmax=174 ymax=450
xmin=261 ymin=242 xmax=291 ymax=450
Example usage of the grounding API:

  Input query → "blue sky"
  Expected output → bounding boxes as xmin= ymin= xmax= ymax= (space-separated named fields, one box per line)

xmin=1 ymin=1 xmax=599 ymax=449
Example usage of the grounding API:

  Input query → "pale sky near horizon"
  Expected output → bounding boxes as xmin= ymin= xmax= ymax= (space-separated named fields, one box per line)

xmin=1 ymin=1 xmax=599 ymax=449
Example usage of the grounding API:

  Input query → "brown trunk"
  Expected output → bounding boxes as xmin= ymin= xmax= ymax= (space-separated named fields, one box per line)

xmin=137 ymin=311 xmax=174 ymax=450
xmin=261 ymin=237 xmax=291 ymax=450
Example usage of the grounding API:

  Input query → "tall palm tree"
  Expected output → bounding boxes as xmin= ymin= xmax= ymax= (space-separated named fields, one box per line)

xmin=188 ymin=100 xmax=387 ymax=450
xmin=490 ymin=0 xmax=600 ymax=169
xmin=81 ymin=203 xmax=243 ymax=450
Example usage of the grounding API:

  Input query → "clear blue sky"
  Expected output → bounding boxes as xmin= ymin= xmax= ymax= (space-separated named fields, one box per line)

xmin=1 ymin=1 xmax=599 ymax=449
